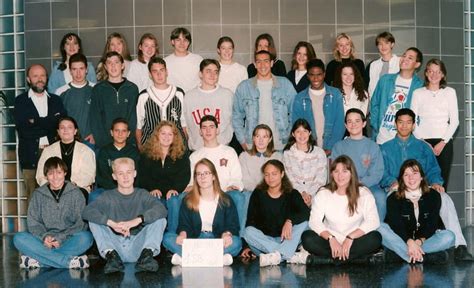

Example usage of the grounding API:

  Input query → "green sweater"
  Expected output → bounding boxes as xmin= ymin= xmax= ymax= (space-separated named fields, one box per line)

xmin=96 ymin=143 xmax=140 ymax=189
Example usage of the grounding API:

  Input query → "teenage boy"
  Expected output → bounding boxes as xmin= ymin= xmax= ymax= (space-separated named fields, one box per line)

xmin=331 ymin=108 xmax=385 ymax=219
xmin=89 ymin=51 xmax=139 ymax=148
xmin=233 ymin=50 xmax=296 ymax=151
xmin=136 ymin=57 xmax=186 ymax=150
xmin=184 ymin=59 xmax=234 ymax=151
xmin=380 ymin=108 xmax=473 ymax=261
xmin=365 ymin=32 xmax=400 ymax=97
xmin=164 ymin=27 xmax=203 ymax=93
xmin=370 ymin=47 xmax=423 ymax=144
xmin=56 ymin=53 xmax=95 ymax=144
xmin=291 ymin=59 xmax=345 ymax=155
xmin=167 ymin=115 xmax=244 ymax=234
xmin=14 ymin=157 xmax=93 ymax=269
xmin=83 ymin=157 xmax=167 ymax=273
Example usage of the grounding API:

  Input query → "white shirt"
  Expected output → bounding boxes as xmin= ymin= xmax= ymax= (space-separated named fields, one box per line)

xmin=343 ymin=88 xmax=369 ymax=116
xmin=218 ymin=62 xmax=248 ymax=93
xmin=164 ymin=52 xmax=203 ymax=93
xmin=127 ymin=59 xmax=152 ymax=92
xmin=199 ymin=195 xmax=219 ymax=232
xmin=368 ymin=55 xmax=400 ymax=97
xmin=28 ymin=89 xmax=49 ymax=146
xmin=295 ymin=70 xmax=307 ymax=85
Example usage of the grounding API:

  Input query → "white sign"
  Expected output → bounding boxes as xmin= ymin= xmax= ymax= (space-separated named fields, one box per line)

xmin=182 ymin=239 xmax=224 ymax=267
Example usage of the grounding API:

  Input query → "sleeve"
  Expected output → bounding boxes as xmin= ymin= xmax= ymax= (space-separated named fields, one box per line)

xmin=273 ymin=60 xmax=287 ymax=77
xmin=370 ymin=80 xmax=384 ymax=139
xmin=441 ymin=88 xmax=459 ymax=142
xmin=89 ymin=86 xmax=107 ymax=147
xmin=411 ymin=89 xmax=421 ymax=139
xmin=330 ymin=142 xmax=341 ymax=160
xmin=177 ymin=200 xmax=194 ymax=235
xmin=26 ymin=191 xmax=48 ymax=239
xmin=380 ymin=145 xmax=397 ymax=189
xmin=325 ymin=93 xmax=346 ymax=151
xmin=308 ymin=190 xmax=329 ymax=234
xmin=82 ymin=195 xmax=110 ymax=225
xmin=35 ymin=147 xmax=51 ymax=186
xmin=384 ymin=194 xmax=409 ymax=241
xmin=355 ymin=59 xmax=366 ymax=84
xmin=239 ymin=153 xmax=253 ymax=191
xmin=172 ymin=154 xmax=191 ymax=193
xmin=86 ymin=63 xmax=97 ymax=84
xmin=54 ymin=191 xmax=88 ymax=243
xmin=283 ymin=150 xmax=304 ymax=193
xmin=47 ymin=65 xmax=63 ymax=95
xmin=224 ymin=197 xmax=240 ymax=236
xmin=423 ymin=144 xmax=444 ymax=186
xmin=228 ymin=151 xmax=244 ymax=190
xmin=140 ymin=190 xmax=168 ymax=223
xmin=127 ymin=86 xmax=139 ymax=132
xmin=359 ymin=144 xmax=384 ymax=187
xmin=358 ymin=190 xmax=380 ymax=233
xmin=74 ymin=145 xmax=96 ymax=190
xmin=13 ymin=96 xmax=60 ymax=140
xmin=136 ymin=94 xmax=147 ymax=130
xmin=324 ymin=61 xmax=335 ymax=85
xmin=245 ymin=190 xmax=260 ymax=227
xmin=232 ymin=84 xmax=247 ymax=144
xmin=309 ymin=149 xmax=328 ymax=196
xmin=418 ymin=191 xmax=442 ymax=240
xmin=95 ymin=149 xmax=115 ymax=189
xmin=289 ymin=190 xmax=310 ymax=224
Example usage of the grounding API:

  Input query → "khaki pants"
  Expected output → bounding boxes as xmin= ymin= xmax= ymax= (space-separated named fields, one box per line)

xmin=22 ymin=169 xmax=38 ymax=204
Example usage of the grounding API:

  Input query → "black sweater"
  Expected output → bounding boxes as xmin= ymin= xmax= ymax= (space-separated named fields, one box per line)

xmin=246 ymin=189 xmax=310 ymax=237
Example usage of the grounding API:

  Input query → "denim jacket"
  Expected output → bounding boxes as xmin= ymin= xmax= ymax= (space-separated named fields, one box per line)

xmin=232 ymin=75 xmax=296 ymax=146
xmin=291 ymin=84 xmax=345 ymax=151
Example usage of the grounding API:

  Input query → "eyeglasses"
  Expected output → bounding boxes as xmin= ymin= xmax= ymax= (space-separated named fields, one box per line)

xmin=195 ymin=171 xmax=212 ymax=178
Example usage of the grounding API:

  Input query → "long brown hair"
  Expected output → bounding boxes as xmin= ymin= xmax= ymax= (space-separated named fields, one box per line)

xmin=395 ymin=159 xmax=430 ymax=199
xmin=142 ymin=121 xmax=185 ymax=161
xmin=97 ymin=33 xmax=132 ymax=80
xmin=325 ymin=155 xmax=361 ymax=216
xmin=137 ymin=33 xmax=159 ymax=63
xmin=184 ymin=158 xmax=230 ymax=211
xmin=249 ymin=124 xmax=275 ymax=157
xmin=333 ymin=62 xmax=367 ymax=102
xmin=255 ymin=160 xmax=293 ymax=194
xmin=291 ymin=41 xmax=317 ymax=70
xmin=254 ymin=33 xmax=277 ymax=60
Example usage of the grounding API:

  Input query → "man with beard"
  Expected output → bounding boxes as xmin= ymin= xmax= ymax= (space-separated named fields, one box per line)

xmin=14 ymin=64 xmax=67 ymax=203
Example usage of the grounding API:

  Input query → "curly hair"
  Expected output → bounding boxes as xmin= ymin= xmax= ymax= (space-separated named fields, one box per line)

xmin=142 ymin=121 xmax=185 ymax=161
xmin=333 ymin=62 xmax=367 ymax=102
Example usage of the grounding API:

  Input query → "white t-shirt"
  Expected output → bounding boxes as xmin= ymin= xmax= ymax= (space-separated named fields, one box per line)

xmin=218 ymin=62 xmax=248 ymax=93
xmin=377 ymin=76 xmax=412 ymax=144
xmin=295 ymin=70 xmax=307 ymax=85
xmin=127 ymin=59 xmax=152 ymax=92
xmin=199 ymin=196 xmax=219 ymax=232
xmin=258 ymin=79 xmax=282 ymax=150
xmin=164 ymin=52 xmax=203 ymax=93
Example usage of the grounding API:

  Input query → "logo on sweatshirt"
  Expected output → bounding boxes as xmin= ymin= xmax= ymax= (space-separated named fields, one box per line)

xmin=191 ymin=108 xmax=221 ymax=125
xmin=220 ymin=158 xmax=228 ymax=167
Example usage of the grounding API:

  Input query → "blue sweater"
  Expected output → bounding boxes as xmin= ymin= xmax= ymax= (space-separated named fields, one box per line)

xmin=380 ymin=134 xmax=443 ymax=189
xmin=47 ymin=61 xmax=96 ymax=94
xmin=331 ymin=136 xmax=384 ymax=188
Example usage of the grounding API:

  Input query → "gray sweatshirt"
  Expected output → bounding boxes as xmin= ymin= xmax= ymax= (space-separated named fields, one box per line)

xmin=82 ymin=188 xmax=167 ymax=234
xmin=27 ymin=182 xmax=88 ymax=244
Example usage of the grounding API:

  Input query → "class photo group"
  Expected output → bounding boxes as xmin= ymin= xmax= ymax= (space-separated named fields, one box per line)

xmin=12 ymin=26 xmax=472 ymax=274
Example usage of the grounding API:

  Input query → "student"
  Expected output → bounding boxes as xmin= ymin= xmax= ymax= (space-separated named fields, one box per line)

xmin=233 ymin=50 xmax=296 ymax=151
xmin=370 ymin=47 xmax=423 ymax=144
xmin=82 ymin=157 xmax=167 ymax=273
xmin=89 ymin=51 xmax=139 ymax=148
xmin=331 ymin=109 xmax=385 ymax=219
xmin=366 ymin=32 xmax=400 ymax=97
xmin=163 ymin=158 xmax=241 ymax=266
xmin=217 ymin=36 xmax=248 ymax=93
xmin=48 ymin=33 xmax=96 ymax=94
xmin=14 ymin=157 xmax=93 ymax=269
xmin=97 ymin=32 xmax=132 ymax=80
xmin=379 ymin=159 xmax=455 ymax=264
xmin=332 ymin=62 xmax=369 ymax=115
xmin=137 ymin=121 xmax=190 ymax=207
xmin=164 ymin=27 xmax=203 ymax=93
xmin=283 ymin=119 xmax=327 ymax=207
xmin=291 ymin=59 xmax=345 ymax=155
xmin=167 ymin=115 xmax=244 ymax=235
xmin=298 ymin=156 xmax=381 ymax=265
xmin=127 ymin=33 xmax=159 ymax=92
xmin=135 ymin=57 xmax=186 ymax=150
xmin=56 ymin=53 xmax=95 ymax=144
xmin=381 ymin=108 xmax=473 ymax=261
xmin=244 ymin=160 xmax=310 ymax=267
xmin=184 ymin=59 xmax=234 ymax=151
xmin=286 ymin=41 xmax=316 ymax=93
xmin=95 ymin=118 xmax=140 ymax=192
xmin=411 ymin=59 xmax=459 ymax=189
xmin=247 ymin=33 xmax=286 ymax=78
xmin=36 ymin=117 xmax=96 ymax=192
xmin=325 ymin=33 xmax=365 ymax=86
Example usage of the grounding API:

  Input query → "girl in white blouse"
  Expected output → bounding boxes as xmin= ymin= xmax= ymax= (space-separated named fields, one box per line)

xmin=332 ymin=62 xmax=369 ymax=116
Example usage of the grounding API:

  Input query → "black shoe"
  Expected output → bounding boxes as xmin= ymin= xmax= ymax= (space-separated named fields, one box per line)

xmin=383 ymin=249 xmax=404 ymax=263
xmin=368 ymin=249 xmax=385 ymax=265
xmin=306 ymin=255 xmax=334 ymax=266
xmin=423 ymin=251 xmax=449 ymax=265
xmin=454 ymin=245 xmax=474 ymax=261
xmin=104 ymin=250 xmax=124 ymax=274
xmin=135 ymin=248 xmax=159 ymax=272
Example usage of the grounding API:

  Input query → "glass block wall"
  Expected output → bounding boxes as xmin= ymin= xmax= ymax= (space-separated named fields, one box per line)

xmin=466 ymin=0 xmax=473 ymax=225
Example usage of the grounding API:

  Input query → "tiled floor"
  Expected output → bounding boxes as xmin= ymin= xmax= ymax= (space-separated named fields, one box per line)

xmin=2 ymin=228 xmax=474 ymax=287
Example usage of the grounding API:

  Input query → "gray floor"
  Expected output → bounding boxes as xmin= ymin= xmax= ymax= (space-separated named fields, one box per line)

xmin=1 ymin=228 xmax=474 ymax=287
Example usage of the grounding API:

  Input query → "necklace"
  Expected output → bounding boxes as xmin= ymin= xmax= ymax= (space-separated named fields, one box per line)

xmin=150 ymin=86 xmax=173 ymax=112
xmin=60 ymin=141 xmax=75 ymax=156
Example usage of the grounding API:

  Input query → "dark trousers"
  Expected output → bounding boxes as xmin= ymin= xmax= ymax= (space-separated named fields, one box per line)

xmin=425 ymin=138 xmax=453 ymax=190
xmin=301 ymin=230 xmax=381 ymax=261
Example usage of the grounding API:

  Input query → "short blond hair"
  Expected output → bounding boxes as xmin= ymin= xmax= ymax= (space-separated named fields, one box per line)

xmin=112 ymin=157 xmax=135 ymax=172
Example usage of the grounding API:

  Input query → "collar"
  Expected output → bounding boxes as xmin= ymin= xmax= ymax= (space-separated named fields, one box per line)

xmin=250 ymin=74 xmax=279 ymax=89
xmin=28 ymin=88 xmax=50 ymax=99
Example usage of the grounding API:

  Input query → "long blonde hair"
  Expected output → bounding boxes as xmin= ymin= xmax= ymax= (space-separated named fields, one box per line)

xmin=333 ymin=33 xmax=356 ymax=62
xmin=185 ymin=158 xmax=230 ymax=212
xmin=142 ymin=121 xmax=185 ymax=161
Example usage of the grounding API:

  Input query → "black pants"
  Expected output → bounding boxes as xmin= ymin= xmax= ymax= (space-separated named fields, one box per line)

xmin=425 ymin=138 xmax=453 ymax=190
xmin=301 ymin=230 xmax=381 ymax=261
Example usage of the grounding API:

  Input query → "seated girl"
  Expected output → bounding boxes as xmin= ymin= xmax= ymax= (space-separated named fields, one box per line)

xmin=163 ymin=158 xmax=242 ymax=266
xmin=243 ymin=159 xmax=310 ymax=267
xmin=283 ymin=119 xmax=327 ymax=207
xmin=378 ymin=159 xmax=455 ymax=264
xmin=298 ymin=155 xmax=381 ymax=265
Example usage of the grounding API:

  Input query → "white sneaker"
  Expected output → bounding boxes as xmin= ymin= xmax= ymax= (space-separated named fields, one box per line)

xmin=223 ymin=254 xmax=233 ymax=266
xmin=19 ymin=255 xmax=40 ymax=269
xmin=69 ymin=255 xmax=90 ymax=269
xmin=287 ymin=250 xmax=309 ymax=265
xmin=259 ymin=252 xmax=281 ymax=267
xmin=171 ymin=253 xmax=182 ymax=266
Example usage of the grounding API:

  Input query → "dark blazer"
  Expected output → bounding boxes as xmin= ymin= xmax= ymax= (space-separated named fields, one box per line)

xmin=385 ymin=189 xmax=444 ymax=242
xmin=286 ymin=70 xmax=311 ymax=93
xmin=13 ymin=91 xmax=67 ymax=169
xmin=247 ymin=59 xmax=287 ymax=78
xmin=177 ymin=193 xmax=240 ymax=238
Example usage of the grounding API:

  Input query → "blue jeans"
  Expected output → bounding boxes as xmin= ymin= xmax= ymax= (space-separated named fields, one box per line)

xmin=13 ymin=231 xmax=93 ymax=268
xmin=378 ymin=223 xmax=455 ymax=262
xmin=244 ymin=221 xmax=308 ymax=260
xmin=370 ymin=184 xmax=386 ymax=221
xmin=163 ymin=231 xmax=242 ymax=257
xmin=167 ymin=190 xmax=245 ymax=235
xmin=89 ymin=218 xmax=166 ymax=263
xmin=439 ymin=192 xmax=467 ymax=247
xmin=88 ymin=188 xmax=104 ymax=203
xmin=240 ymin=190 xmax=253 ymax=237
